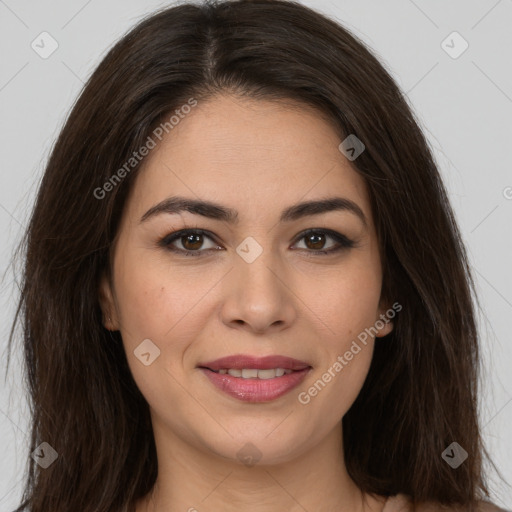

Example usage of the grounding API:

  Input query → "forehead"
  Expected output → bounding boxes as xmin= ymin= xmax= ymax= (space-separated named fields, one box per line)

xmin=127 ymin=94 xmax=372 ymax=224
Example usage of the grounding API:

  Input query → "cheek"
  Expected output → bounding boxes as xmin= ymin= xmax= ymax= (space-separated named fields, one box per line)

xmin=296 ymin=254 xmax=382 ymax=414
xmin=303 ymin=254 xmax=383 ymax=341
xmin=298 ymin=306 xmax=378 ymax=425
xmin=112 ymin=261 xmax=204 ymax=411
xmin=112 ymin=254 xmax=202 ymax=353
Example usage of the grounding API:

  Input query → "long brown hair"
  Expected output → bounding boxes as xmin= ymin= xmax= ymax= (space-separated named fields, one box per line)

xmin=6 ymin=1 xmax=503 ymax=510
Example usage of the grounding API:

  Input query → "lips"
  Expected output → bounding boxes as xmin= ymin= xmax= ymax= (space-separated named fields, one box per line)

xmin=197 ymin=354 xmax=312 ymax=402
xmin=198 ymin=354 xmax=311 ymax=372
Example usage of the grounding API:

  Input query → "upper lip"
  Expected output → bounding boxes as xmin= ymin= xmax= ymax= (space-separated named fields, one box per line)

xmin=198 ymin=354 xmax=312 ymax=371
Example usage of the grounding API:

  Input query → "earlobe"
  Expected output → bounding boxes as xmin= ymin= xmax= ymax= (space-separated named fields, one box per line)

xmin=375 ymin=303 xmax=394 ymax=338
xmin=98 ymin=272 xmax=119 ymax=331
xmin=375 ymin=318 xmax=393 ymax=338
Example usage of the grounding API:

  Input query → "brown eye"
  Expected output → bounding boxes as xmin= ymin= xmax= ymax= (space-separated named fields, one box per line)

xmin=180 ymin=233 xmax=205 ymax=251
xmin=159 ymin=228 xmax=355 ymax=257
xmin=293 ymin=229 xmax=355 ymax=255
xmin=304 ymin=232 xmax=327 ymax=250
xmin=159 ymin=229 xmax=221 ymax=257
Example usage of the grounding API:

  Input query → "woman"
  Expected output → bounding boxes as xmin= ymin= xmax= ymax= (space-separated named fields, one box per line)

xmin=7 ymin=0 xmax=510 ymax=511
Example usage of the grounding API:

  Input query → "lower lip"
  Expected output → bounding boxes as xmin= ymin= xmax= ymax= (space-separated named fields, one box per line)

xmin=200 ymin=368 xmax=311 ymax=402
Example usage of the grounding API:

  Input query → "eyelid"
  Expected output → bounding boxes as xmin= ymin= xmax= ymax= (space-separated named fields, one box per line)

xmin=158 ymin=228 xmax=221 ymax=254
xmin=158 ymin=227 xmax=356 ymax=256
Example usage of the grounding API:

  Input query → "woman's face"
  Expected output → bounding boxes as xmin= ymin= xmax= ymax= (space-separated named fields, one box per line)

xmin=100 ymin=94 xmax=393 ymax=465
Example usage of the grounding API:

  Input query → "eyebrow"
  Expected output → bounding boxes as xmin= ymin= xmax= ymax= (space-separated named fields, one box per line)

xmin=140 ymin=195 xmax=367 ymax=226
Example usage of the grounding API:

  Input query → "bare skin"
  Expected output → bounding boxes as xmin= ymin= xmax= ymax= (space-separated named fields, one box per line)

xmin=100 ymin=93 xmax=396 ymax=512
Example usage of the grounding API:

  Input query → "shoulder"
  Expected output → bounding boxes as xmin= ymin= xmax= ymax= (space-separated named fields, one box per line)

xmin=383 ymin=494 xmax=511 ymax=512
xmin=416 ymin=502 xmax=510 ymax=512
xmin=469 ymin=502 xmax=511 ymax=512
xmin=433 ymin=500 xmax=509 ymax=512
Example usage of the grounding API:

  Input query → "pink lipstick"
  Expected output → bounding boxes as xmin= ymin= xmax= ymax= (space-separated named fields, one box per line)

xmin=198 ymin=354 xmax=312 ymax=403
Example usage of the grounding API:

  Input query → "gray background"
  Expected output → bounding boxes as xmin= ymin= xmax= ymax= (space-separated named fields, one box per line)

xmin=1 ymin=0 xmax=511 ymax=509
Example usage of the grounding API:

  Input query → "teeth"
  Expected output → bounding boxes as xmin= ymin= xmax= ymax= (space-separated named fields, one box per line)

xmin=256 ymin=369 xmax=280 ymax=379
xmin=218 ymin=368 xmax=292 ymax=378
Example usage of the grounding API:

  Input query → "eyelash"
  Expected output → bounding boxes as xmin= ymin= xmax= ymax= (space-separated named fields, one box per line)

xmin=158 ymin=228 xmax=356 ymax=257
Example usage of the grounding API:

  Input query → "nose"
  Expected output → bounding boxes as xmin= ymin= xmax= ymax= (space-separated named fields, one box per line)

xmin=220 ymin=249 xmax=297 ymax=334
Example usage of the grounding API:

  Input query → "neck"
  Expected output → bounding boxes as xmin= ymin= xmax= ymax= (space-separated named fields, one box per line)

xmin=135 ymin=415 xmax=386 ymax=512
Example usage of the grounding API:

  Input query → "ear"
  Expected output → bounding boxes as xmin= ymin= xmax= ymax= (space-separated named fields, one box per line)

xmin=98 ymin=271 xmax=119 ymax=331
xmin=375 ymin=300 xmax=395 ymax=338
